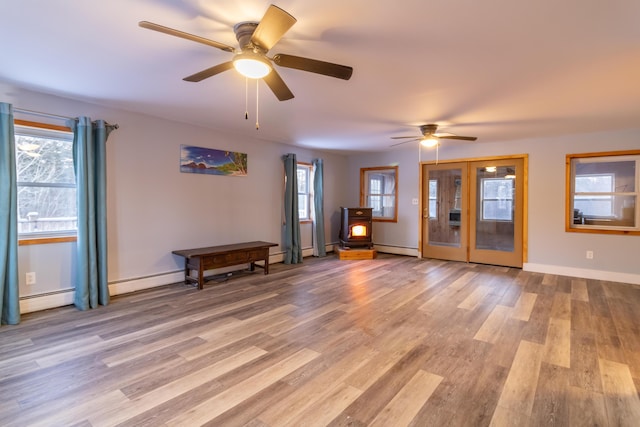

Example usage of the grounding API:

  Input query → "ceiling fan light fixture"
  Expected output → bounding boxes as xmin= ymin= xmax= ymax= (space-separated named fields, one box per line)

xmin=233 ymin=52 xmax=272 ymax=79
xmin=420 ymin=137 xmax=439 ymax=147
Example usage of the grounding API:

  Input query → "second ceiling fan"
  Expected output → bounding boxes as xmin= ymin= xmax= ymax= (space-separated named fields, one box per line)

xmin=139 ymin=4 xmax=353 ymax=101
xmin=391 ymin=124 xmax=478 ymax=147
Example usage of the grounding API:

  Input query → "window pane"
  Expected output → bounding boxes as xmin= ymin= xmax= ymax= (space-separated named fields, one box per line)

xmin=574 ymin=195 xmax=613 ymax=217
xmin=429 ymin=180 xmax=437 ymax=198
xmin=17 ymin=186 xmax=77 ymax=233
xmin=574 ymin=195 xmax=635 ymax=226
xmin=483 ymin=200 xmax=513 ymax=221
xmin=297 ymin=168 xmax=307 ymax=193
xmin=482 ymin=178 xmax=513 ymax=200
xmin=298 ymin=194 xmax=308 ymax=219
xmin=575 ymin=160 xmax=635 ymax=192
xmin=367 ymin=195 xmax=382 ymax=215
xmin=16 ymin=135 xmax=75 ymax=184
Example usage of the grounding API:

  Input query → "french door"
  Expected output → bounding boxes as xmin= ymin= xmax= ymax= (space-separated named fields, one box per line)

xmin=421 ymin=157 xmax=526 ymax=268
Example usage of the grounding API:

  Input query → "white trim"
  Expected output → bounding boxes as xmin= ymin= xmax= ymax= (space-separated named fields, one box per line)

xmin=523 ymin=263 xmax=640 ymax=286
xmin=19 ymin=249 xmax=638 ymax=314
xmin=18 ymin=245 xmax=339 ymax=314
xmin=19 ymin=290 xmax=74 ymax=314
xmin=109 ymin=272 xmax=185 ymax=296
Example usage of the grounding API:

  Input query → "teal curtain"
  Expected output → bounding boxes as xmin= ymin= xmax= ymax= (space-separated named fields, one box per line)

xmin=0 ymin=103 xmax=20 ymax=325
xmin=283 ymin=153 xmax=302 ymax=264
xmin=312 ymin=158 xmax=326 ymax=257
xmin=68 ymin=117 xmax=116 ymax=310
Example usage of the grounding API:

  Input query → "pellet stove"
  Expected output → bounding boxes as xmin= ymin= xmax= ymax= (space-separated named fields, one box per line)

xmin=339 ymin=207 xmax=373 ymax=248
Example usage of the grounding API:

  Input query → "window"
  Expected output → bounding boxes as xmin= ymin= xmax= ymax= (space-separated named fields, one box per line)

xmin=15 ymin=120 xmax=76 ymax=239
xmin=360 ymin=166 xmax=398 ymax=222
xmin=567 ymin=150 xmax=639 ymax=235
xmin=481 ymin=178 xmax=514 ymax=221
xmin=428 ymin=179 xmax=437 ymax=219
xmin=297 ymin=163 xmax=311 ymax=221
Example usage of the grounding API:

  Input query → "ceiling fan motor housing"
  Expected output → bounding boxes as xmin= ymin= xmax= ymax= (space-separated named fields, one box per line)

xmin=420 ymin=124 xmax=439 ymax=135
xmin=234 ymin=22 xmax=259 ymax=49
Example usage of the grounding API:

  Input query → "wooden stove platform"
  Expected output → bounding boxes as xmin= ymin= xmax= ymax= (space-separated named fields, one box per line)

xmin=335 ymin=246 xmax=377 ymax=260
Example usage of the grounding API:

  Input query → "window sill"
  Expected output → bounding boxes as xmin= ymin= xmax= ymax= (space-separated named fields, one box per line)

xmin=299 ymin=219 xmax=312 ymax=224
xmin=373 ymin=218 xmax=398 ymax=223
xmin=19 ymin=236 xmax=77 ymax=246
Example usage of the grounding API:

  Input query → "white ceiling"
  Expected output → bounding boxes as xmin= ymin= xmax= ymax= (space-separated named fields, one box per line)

xmin=2 ymin=0 xmax=639 ymax=153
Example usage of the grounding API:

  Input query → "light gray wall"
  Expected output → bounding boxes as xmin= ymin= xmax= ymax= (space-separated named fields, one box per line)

xmin=3 ymin=84 xmax=349 ymax=297
xmin=347 ymin=130 xmax=640 ymax=279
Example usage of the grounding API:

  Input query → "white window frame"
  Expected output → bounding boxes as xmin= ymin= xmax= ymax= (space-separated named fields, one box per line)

xmin=14 ymin=120 xmax=77 ymax=243
xmin=428 ymin=179 xmax=437 ymax=219
xmin=480 ymin=177 xmax=514 ymax=222
xmin=566 ymin=150 xmax=640 ymax=235
xmin=297 ymin=163 xmax=312 ymax=222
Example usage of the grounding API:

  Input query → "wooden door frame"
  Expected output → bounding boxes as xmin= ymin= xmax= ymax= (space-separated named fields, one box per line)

xmin=418 ymin=154 xmax=529 ymax=265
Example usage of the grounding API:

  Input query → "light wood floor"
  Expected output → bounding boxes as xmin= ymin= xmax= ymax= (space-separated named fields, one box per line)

xmin=1 ymin=254 xmax=639 ymax=426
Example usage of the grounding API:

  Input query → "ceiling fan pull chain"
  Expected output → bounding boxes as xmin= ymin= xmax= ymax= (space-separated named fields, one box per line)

xmin=436 ymin=143 xmax=439 ymax=165
xmin=245 ymin=78 xmax=249 ymax=120
xmin=255 ymin=79 xmax=260 ymax=130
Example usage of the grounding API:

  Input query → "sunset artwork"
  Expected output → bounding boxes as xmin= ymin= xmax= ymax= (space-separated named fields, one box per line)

xmin=180 ymin=145 xmax=247 ymax=176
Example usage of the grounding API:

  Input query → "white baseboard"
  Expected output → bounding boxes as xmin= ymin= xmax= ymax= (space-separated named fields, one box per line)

xmin=19 ymin=290 xmax=75 ymax=314
xmin=523 ymin=263 xmax=640 ymax=286
xmin=32 ymin=246 xmax=637 ymax=315
xmin=19 ymin=246 xmax=338 ymax=314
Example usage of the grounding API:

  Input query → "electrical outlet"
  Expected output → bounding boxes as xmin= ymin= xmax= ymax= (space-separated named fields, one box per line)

xmin=412 ymin=198 xmax=419 ymax=205
xmin=26 ymin=272 xmax=36 ymax=285
xmin=586 ymin=250 xmax=594 ymax=259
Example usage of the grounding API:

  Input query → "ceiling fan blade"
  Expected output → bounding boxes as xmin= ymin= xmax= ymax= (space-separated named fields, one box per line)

xmin=183 ymin=62 xmax=234 ymax=82
xmin=263 ymin=69 xmax=294 ymax=101
xmin=391 ymin=138 xmax=420 ymax=147
xmin=273 ymin=54 xmax=353 ymax=80
xmin=139 ymin=21 xmax=235 ymax=53
xmin=251 ymin=5 xmax=296 ymax=51
xmin=438 ymin=135 xmax=478 ymax=141
xmin=391 ymin=136 xmax=420 ymax=140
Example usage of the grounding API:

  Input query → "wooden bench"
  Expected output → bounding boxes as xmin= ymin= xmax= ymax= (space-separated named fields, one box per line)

xmin=172 ymin=241 xmax=277 ymax=289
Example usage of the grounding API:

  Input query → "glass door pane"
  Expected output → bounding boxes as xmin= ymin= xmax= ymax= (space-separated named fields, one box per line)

xmin=469 ymin=159 xmax=524 ymax=268
xmin=422 ymin=163 xmax=468 ymax=262
xmin=475 ymin=167 xmax=515 ymax=252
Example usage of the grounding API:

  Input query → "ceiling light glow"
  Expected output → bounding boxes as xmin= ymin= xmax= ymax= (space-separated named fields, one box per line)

xmin=233 ymin=52 xmax=272 ymax=79
xmin=420 ymin=137 xmax=439 ymax=147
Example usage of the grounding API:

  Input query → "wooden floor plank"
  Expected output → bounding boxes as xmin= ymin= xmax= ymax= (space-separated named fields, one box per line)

xmin=166 ymin=348 xmax=320 ymax=426
xmin=368 ymin=369 xmax=442 ymax=427
xmin=599 ymin=358 xmax=640 ymax=426
xmin=491 ymin=340 xmax=544 ymax=422
xmin=0 ymin=254 xmax=638 ymax=426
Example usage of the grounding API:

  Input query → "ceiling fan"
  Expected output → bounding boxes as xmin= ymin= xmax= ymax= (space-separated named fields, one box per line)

xmin=391 ymin=124 xmax=478 ymax=147
xmin=139 ymin=4 xmax=353 ymax=101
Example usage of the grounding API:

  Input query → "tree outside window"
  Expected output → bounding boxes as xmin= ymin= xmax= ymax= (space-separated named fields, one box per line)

xmin=15 ymin=122 xmax=76 ymax=237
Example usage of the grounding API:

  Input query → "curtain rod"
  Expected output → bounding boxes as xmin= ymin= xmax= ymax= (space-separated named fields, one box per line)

xmin=13 ymin=107 xmax=119 ymax=129
xmin=14 ymin=107 xmax=72 ymax=121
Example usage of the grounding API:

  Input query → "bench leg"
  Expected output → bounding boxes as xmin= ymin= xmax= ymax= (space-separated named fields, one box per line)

xmin=198 ymin=267 xmax=204 ymax=290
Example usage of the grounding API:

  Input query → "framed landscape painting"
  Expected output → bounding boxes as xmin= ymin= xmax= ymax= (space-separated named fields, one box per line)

xmin=180 ymin=145 xmax=247 ymax=176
